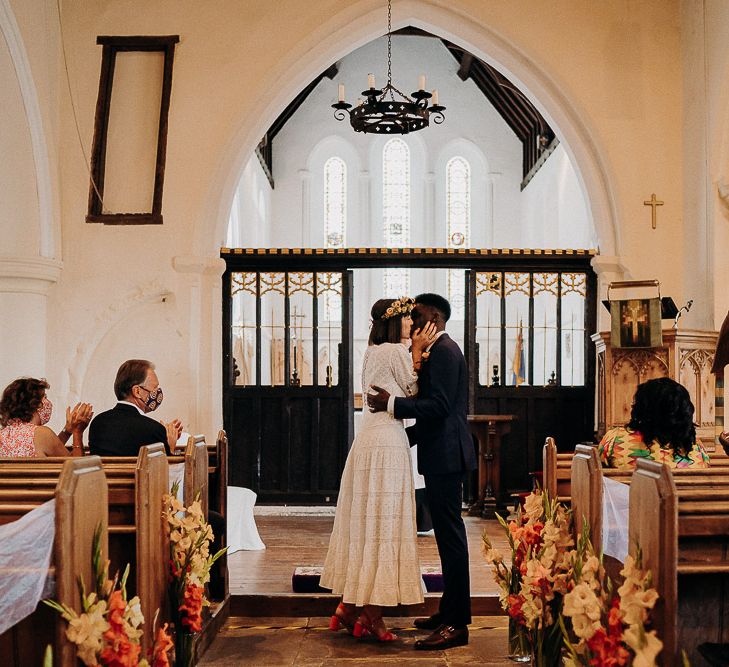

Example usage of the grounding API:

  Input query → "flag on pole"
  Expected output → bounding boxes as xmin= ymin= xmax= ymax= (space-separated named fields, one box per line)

xmin=512 ymin=320 xmax=526 ymax=386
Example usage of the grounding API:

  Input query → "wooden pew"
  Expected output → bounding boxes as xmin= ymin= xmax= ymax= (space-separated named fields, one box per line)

xmin=629 ymin=459 xmax=729 ymax=665
xmin=184 ymin=434 xmax=209 ymax=514
xmin=0 ymin=457 xmax=108 ymax=667
xmin=0 ymin=446 xmax=167 ymax=655
xmin=570 ymin=444 xmax=604 ymax=547
xmin=211 ymin=429 xmax=228 ymax=519
xmin=544 ymin=436 xmax=729 ymax=503
xmin=0 ymin=435 xmax=229 ymax=658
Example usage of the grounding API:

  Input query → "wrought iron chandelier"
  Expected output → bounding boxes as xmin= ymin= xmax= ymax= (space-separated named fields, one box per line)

xmin=332 ymin=0 xmax=445 ymax=134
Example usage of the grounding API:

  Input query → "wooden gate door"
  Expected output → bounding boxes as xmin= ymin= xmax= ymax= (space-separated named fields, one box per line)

xmin=223 ymin=265 xmax=353 ymax=503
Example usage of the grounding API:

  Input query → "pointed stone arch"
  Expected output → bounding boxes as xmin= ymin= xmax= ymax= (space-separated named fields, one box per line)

xmin=195 ymin=0 xmax=619 ymax=259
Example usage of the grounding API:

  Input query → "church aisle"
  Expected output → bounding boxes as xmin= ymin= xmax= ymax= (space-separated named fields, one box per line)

xmin=199 ymin=615 xmax=511 ymax=666
xmin=228 ymin=515 xmax=506 ymax=597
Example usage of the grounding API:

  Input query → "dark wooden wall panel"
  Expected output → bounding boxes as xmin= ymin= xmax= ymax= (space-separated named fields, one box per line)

xmin=227 ymin=396 xmax=258 ymax=489
xmin=318 ymin=398 xmax=346 ymax=493
xmin=260 ymin=398 xmax=283 ymax=492
xmin=288 ymin=397 xmax=313 ymax=492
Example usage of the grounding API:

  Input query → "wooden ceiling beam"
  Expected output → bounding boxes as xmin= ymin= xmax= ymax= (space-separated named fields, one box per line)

xmin=457 ymin=53 xmax=474 ymax=81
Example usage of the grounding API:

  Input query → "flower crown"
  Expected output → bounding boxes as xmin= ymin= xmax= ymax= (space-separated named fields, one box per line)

xmin=381 ymin=296 xmax=415 ymax=320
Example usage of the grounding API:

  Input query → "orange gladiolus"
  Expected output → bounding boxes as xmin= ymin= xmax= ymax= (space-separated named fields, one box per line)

xmin=151 ymin=623 xmax=174 ymax=667
xmin=179 ymin=583 xmax=204 ymax=633
xmin=100 ymin=626 xmax=141 ymax=667
xmin=106 ymin=590 xmax=126 ymax=632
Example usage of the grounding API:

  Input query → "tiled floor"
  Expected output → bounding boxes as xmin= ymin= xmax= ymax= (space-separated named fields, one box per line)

xmin=200 ymin=616 xmax=513 ymax=666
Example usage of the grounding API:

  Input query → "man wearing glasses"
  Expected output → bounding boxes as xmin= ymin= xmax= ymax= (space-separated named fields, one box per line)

xmin=89 ymin=359 xmax=182 ymax=456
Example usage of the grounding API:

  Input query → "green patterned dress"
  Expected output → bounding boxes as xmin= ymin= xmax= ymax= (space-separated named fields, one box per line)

xmin=598 ymin=426 xmax=710 ymax=470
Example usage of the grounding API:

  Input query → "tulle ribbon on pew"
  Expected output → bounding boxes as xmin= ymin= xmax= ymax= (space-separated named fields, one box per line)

xmin=169 ymin=461 xmax=185 ymax=503
xmin=602 ymin=477 xmax=629 ymax=562
xmin=0 ymin=499 xmax=56 ymax=634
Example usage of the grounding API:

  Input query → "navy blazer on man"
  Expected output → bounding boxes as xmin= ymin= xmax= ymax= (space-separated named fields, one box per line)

xmin=89 ymin=402 xmax=170 ymax=456
xmin=393 ymin=333 xmax=477 ymax=475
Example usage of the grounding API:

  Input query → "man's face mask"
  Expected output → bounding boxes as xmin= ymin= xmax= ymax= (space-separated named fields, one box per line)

xmin=37 ymin=396 xmax=53 ymax=424
xmin=139 ymin=386 xmax=163 ymax=412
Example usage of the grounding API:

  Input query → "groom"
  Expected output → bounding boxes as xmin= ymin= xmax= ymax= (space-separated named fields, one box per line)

xmin=368 ymin=293 xmax=476 ymax=650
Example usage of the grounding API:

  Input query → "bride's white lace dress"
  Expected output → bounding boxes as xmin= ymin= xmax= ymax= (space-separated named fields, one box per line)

xmin=320 ymin=342 xmax=423 ymax=606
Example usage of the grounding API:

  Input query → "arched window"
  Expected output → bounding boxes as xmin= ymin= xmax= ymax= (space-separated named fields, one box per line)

xmin=382 ymin=138 xmax=410 ymax=297
xmin=324 ymin=156 xmax=346 ymax=248
xmin=446 ymin=156 xmax=471 ymax=319
xmin=323 ymin=157 xmax=346 ymax=321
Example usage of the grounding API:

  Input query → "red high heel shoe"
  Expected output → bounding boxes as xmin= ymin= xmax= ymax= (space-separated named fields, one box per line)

xmin=353 ymin=612 xmax=397 ymax=642
xmin=329 ymin=603 xmax=357 ymax=634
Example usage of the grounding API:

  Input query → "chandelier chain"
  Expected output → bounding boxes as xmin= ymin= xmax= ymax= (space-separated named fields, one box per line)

xmin=387 ymin=0 xmax=392 ymax=89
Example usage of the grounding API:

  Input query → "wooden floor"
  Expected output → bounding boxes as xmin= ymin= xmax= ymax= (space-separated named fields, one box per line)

xmin=229 ymin=516 xmax=508 ymax=611
xmin=207 ymin=516 xmax=514 ymax=664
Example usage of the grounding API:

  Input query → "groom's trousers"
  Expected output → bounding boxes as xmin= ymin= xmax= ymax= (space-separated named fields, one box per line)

xmin=424 ymin=471 xmax=472 ymax=628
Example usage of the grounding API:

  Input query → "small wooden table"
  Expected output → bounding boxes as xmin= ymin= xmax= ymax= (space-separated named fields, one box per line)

xmin=467 ymin=414 xmax=516 ymax=518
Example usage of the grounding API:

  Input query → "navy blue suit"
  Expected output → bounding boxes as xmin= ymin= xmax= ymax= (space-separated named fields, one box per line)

xmin=394 ymin=333 xmax=476 ymax=628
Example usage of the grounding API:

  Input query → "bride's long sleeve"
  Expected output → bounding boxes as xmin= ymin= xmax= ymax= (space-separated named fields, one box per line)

xmin=390 ymin=344 xmax=418 ymax=397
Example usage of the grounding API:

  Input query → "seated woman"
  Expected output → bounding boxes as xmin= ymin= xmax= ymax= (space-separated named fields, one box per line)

xmin=599 ymin=377 xmax=709 ymax=470
xmin=0 ymin=378 xmax=93 ymax=457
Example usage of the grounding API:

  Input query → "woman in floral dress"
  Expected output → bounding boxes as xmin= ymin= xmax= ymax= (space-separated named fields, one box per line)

xmin=0 ymin=377 xmax=92 ymax=457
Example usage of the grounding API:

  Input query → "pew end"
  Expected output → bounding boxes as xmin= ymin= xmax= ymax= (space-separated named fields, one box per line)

xmin=570 ymin=444 xmax=603 ymax=548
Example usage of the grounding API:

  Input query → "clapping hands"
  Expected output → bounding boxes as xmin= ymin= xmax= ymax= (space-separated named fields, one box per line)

xmin=163 ymin=418 xmax=184 ymax=451
xmin=65 ymin=402 xmax=94 ymax=433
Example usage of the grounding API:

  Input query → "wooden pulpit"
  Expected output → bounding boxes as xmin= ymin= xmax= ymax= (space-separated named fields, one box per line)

xmin=592 ymin=329 xmax=718 ymax=451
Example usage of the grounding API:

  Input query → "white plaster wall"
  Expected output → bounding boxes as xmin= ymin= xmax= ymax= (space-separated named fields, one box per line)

xmin=226 ymin=155 xmax=271 ymax=248
xmin=0 ymin=30 xmax=41 ymax=255
xmin=520 ymin=144 xmax=596 ymax=249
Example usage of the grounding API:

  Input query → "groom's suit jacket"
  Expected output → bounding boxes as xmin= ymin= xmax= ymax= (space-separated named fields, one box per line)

xmin=393 ymin=333 xmax=477 ymax=476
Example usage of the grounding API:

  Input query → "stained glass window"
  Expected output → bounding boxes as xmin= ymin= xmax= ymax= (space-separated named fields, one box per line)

xmin=323 ymin=157 xmax=346 ymax=322
xmin=382 ymin=138 xmax=410 ymax=296
xmin=324 ymin=157 xmax=346 ymax=248
xmin=446 ymin=157 xmax=471 ymax=320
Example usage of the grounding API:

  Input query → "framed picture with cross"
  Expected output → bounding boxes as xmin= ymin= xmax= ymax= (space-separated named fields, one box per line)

xmin=608 ymin=281 xmax=663 ymax=348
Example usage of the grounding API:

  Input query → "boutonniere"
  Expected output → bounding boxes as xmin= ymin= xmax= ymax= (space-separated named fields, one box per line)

xmin=421 ymin=351 xmax=430 ymax=362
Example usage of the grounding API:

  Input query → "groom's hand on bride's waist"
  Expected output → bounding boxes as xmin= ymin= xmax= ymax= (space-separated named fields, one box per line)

xmin=367 ymin=385 xmax=390 ymax=413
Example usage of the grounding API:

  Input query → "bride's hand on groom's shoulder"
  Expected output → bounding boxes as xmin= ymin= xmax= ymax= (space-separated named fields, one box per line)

xmin=411 ymin=321 xmax=437 ymax=355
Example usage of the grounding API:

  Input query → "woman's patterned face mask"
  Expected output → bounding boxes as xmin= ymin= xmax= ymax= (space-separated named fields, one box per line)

xmin=37 ymin=396 xmax=53 ymax=424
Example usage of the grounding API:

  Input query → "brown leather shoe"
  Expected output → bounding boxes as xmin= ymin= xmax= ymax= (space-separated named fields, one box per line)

xmin=413 ymin=614 xmax=443 ymax=631
xmin=414 ymin=625 xmax=469 ymax=650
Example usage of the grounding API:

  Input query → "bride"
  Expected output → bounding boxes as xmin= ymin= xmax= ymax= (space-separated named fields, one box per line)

xmin=320 ymin=296 xmax=436 ymax=641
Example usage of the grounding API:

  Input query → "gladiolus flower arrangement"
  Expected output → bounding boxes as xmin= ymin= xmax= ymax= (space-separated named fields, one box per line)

xmin=163 ymin=482 xmax=226 ymax=667
xmin=44 ymin=525 xmax=173 ymax=667
xmin=560 ymin=527 xmax=663 ymax=667
xmin=483 ymin=489 xmax=574 ymax=665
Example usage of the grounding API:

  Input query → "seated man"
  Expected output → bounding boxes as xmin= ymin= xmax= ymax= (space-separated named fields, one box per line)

xmin=89 ymin=359 xmax=182 ymax=456
xmin=90 ymin=358 xmax=227 ymax=599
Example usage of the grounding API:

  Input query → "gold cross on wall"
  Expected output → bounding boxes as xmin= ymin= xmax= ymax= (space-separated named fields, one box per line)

xmin=643 ymin=193 xmax=664 ymax=229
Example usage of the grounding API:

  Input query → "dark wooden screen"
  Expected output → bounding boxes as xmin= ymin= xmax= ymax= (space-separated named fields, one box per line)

xmin=222 ymin=248 xmax=596 ymax=504
xmin=223 ymin=264 xmax=353 ymax=503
